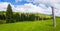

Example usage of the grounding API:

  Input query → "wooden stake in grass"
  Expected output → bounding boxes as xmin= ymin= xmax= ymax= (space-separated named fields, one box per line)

xmin=42 ymin=14 xmax=43 ymax=22
xmin=52 ymin=7 xmax=56 ymax=27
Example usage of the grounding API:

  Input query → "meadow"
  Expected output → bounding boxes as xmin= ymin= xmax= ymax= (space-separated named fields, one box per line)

xmin=0 ymin=18 xmax=60 ymax=31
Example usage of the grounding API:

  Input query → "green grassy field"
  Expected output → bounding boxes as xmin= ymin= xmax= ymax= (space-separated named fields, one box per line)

xmin=0 ymin=18 xmax=60 ymax=31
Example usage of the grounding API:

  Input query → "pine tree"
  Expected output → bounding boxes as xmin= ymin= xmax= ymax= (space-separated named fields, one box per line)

xmin=6 ymin=4 xmax=13 ymax=23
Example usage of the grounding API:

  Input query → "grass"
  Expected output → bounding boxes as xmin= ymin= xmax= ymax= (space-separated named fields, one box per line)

xmin=0 ymin=18 xmax=60 ymax=31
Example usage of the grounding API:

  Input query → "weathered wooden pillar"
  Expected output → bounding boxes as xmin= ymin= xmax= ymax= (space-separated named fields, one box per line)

xmin=52 ymin=7 xmax=56 ymax=27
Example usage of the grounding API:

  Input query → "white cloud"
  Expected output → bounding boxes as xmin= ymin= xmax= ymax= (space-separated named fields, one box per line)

xmin=0 ymin=1 xmax=60 ymax=16
xmin=15 ymin=3 xmax=52 ymax=14
xmin=0 ymin=2 xmax=9 ymax=11
xmin=24 ymin=0 xmax=60 ymax=16
xmin=25 ymin=0 xmax=34 ymax=2
xmin=0 ymin=2 xmax=15 ymax=12
xmin=25 ymin=0 xmax=60 ymax=7
xmin=14 ymin=0 xmax=60 ymax=10
xmin=14 ymin=3 xmax=60 ymax=16
xmin=15 ymin=0 xmax=22 ymax=2
xmin=38 ymin=4 xmax=47 ymax=9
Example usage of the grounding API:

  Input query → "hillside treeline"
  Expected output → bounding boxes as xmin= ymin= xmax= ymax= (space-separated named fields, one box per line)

xmin=0 ymin=4 xmax=52 ymax=24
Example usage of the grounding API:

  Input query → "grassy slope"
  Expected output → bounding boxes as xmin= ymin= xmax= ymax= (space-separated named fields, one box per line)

xmin=0 ymin=18 xmax=60 ymax=31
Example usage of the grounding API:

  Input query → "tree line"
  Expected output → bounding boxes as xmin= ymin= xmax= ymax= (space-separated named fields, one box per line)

xmin=0 ymin=4 xmax=52 ymax=24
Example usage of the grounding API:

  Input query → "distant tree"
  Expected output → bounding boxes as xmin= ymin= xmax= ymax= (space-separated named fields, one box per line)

xmin=29 ymin=14 xmax=35 ymax=21
xmin=0 ymin=14 xmax=5 ymax=20
xmin=6 ymin=4 xmax=13 ymax=23
xmin=20 ymin=13 xmax=27 ymax=21
xmin=13 ymin=13 xmax=20 ymax=22
xmin=0 ymin=11 xmax=6 ymax=20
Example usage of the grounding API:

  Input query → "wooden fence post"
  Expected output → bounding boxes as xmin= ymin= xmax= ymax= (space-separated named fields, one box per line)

xmin=52 ymin=7 xmax=56 ymax=27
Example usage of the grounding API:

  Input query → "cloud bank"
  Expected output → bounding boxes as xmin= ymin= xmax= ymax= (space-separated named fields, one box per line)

xmin=0 ymin=0 xmax=60 ymax=16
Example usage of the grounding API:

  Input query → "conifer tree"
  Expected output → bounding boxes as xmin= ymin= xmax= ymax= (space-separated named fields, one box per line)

xmin=6 ymin=4 xmax=13 ymax=23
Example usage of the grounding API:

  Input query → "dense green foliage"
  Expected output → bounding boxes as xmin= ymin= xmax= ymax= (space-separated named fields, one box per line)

xmin=0 ymin=18 xmax=60 ymax=31
xmin=13 ymin=13 xmax=21 ymax=22
xmin=6 ymin=4 xmax=13 ymax=23
xmin=0 ymin=12 xmax=52 ymax=24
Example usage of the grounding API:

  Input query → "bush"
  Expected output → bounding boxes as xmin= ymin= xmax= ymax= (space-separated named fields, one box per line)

xmin=0 ymin=20 xmax=6 ymax=24
xmin=0 ymin=14 xmax=6 ymax=20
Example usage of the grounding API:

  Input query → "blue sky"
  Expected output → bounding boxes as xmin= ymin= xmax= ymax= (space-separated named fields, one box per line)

xmin=0 ymin=0 xmax=36 ymax=5
xmin=0 ymin=0 xmax=26 ymax=5
xmin=0 ymin=0 xmax=60 ymax=16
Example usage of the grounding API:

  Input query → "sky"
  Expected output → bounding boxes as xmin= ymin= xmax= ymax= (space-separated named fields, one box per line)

xmin=0 ymin=0 xmax=60 ymax=16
